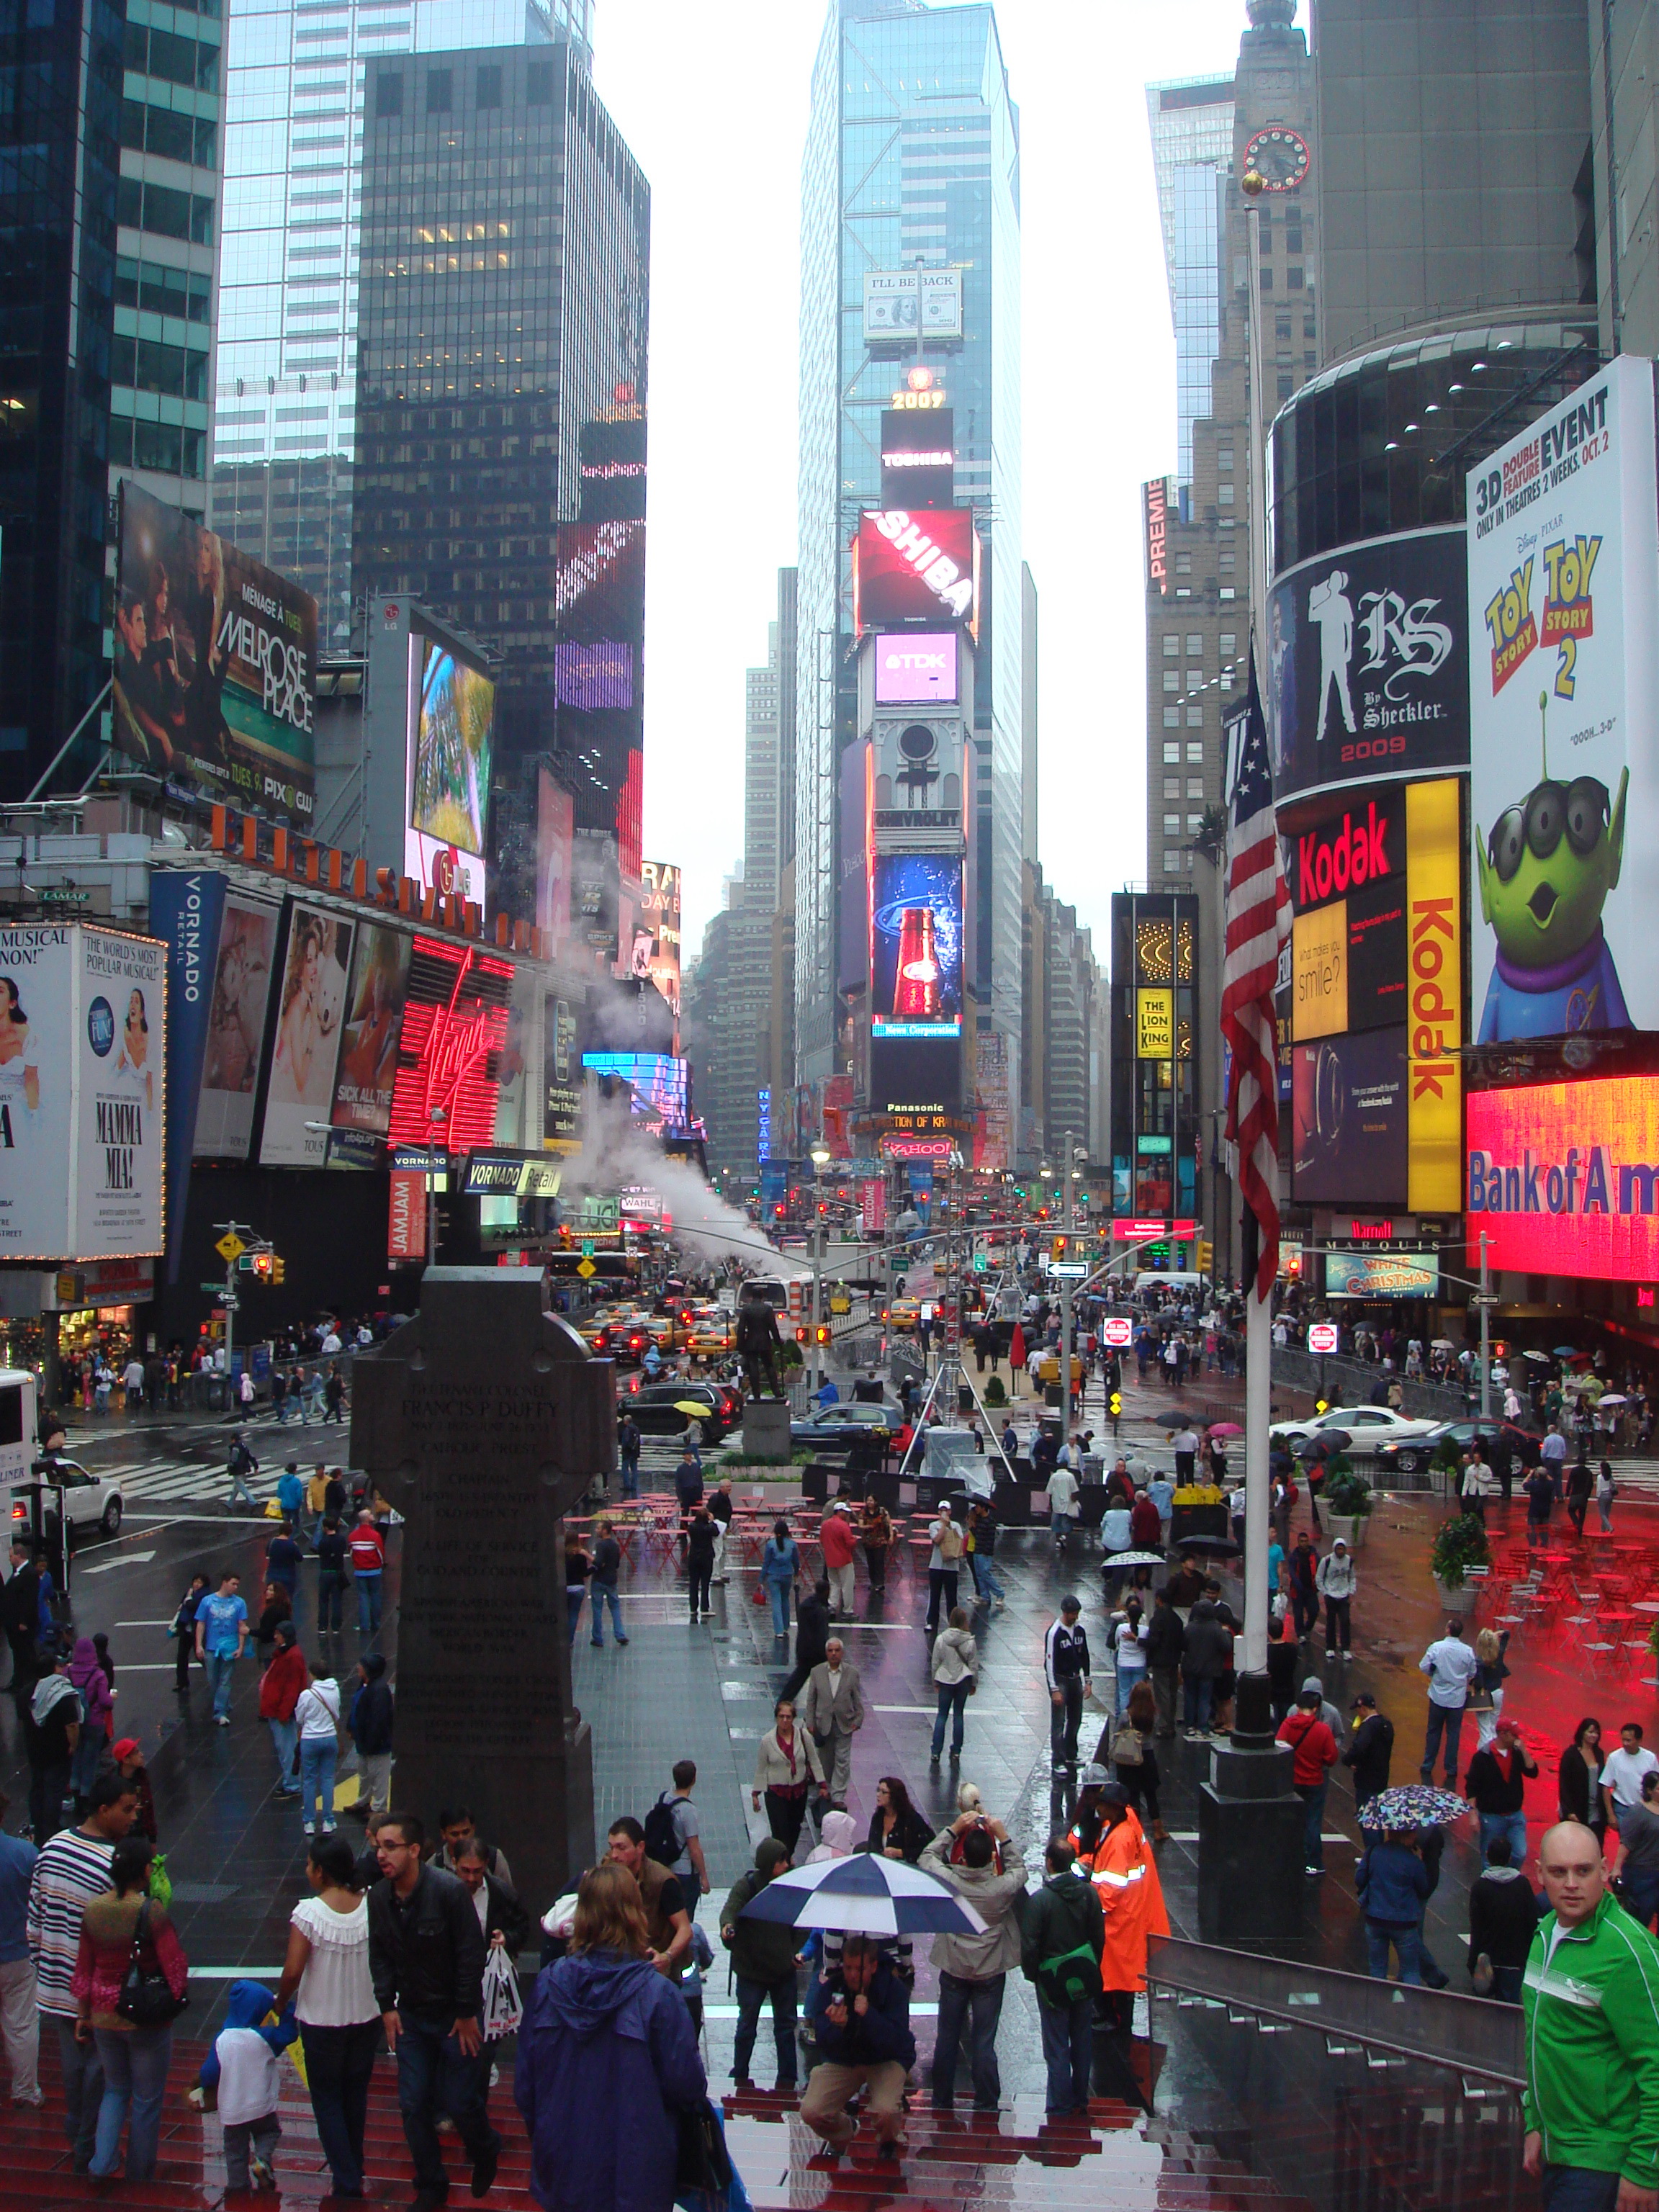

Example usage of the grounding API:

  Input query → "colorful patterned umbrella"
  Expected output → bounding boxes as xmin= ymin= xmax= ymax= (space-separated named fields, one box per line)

xmin=1363 ymin=1784 xmax=1467 ymax=1829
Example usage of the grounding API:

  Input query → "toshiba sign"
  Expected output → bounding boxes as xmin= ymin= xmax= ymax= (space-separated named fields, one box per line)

xmin=854 ymin=509 xmax=979 ymax=637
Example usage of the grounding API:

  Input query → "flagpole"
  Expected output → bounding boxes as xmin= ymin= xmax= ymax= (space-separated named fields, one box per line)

xmin=1241 ymin=164 xmax=1271 ymax=1688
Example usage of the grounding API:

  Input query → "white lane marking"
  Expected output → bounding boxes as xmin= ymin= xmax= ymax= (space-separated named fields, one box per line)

xmin=80 ymin=1550 xmax=158 ymax=1574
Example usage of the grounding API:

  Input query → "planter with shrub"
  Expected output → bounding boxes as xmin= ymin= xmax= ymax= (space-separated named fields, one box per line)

xmin=1431 ymin=1511 xmax=1491 ymax=1613
xmin=1323 ymin=1458 xmax=1372 ymax=1548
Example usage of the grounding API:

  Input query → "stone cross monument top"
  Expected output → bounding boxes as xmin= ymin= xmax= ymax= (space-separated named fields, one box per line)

xmin=349 ymin=1267 xmax=615 ymax=1907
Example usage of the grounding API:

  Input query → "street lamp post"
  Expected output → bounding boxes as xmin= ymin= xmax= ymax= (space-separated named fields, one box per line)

xmin=809 ymin=1143 xmax=832 ymax=1397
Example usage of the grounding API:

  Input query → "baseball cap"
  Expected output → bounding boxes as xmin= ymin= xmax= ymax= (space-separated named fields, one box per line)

xmin=111 ymin=1737 xmax=140 ymax=1761
xmin=1351 ymin=1691 xmax=1377 ymax=1710
xmin=1080 ymin=1763 xmax=1110 ymax=1787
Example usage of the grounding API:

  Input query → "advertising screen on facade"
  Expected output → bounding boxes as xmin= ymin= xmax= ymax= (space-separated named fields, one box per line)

xmin=1325 ymin=1249 xmax=1441 ymax=1299
xmin=874 ymin=633 xmax=959 ymax=706
xmin=634 ymin=862 xmax=682 ymax=1034
xmin=863 ymin=268 xmax=963 ymax=340
xmin=1136 ymin=989 xmax=1174 ymax=1058
xmin=854 ymin=509 xmax=979 ymax=635
xmin=1464 ymin=1075 xmax=1659 ymax=1280
xmin=880 ymin=406 xmax=955 ymax=509
xmin=1406 ymin=777 xmax=1463 ymax=1211
xmin=1466 ymin=357 xmax=1658 ymax=1044
xmin=871 ymin=853 xmax=963 ymax=1040
xmin=405 ymin=634 xmax=495 ymax=908
xmin=1292 ymin=1025 xmax=1408 ymax=1205
xmin=1267 ymin=525 xmax=1468 ymax=804
xmin=544 ymin=992 xmax=583 ymax=1154
xmin=259 ymin=902 xmax=354 ymax=1167
xmin=386 ymin=937 xmax=513 ymax=1156
xmin=195 ymin=894 xmax=278 ymax=1158
xmin=329 ymin=925 xmax=411 ymax=1139
xmin=113 ymin=482 xmax=317 ymax=821
xmin=0 ymin=925 xmax=165 ymax=1261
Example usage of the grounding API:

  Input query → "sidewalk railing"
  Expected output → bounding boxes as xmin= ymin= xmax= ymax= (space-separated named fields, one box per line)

xmin=1146 ymin=1933 xmax=1524 ymax=2087
xmin=1271 ymin=1346 xmax=1470 ymax=1424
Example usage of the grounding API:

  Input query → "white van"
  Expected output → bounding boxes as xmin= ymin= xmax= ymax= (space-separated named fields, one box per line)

xmin=0 ymin=1370 xmax=37 ymax=1493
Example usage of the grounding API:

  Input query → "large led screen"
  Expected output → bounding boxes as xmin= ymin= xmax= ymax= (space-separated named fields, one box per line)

xmin=405 ymin=638 xmax=495 ymax=907
xmin=875 ymin=633 xmax=959 ymax=706
xmin=1467 ymin=1075 xmax=1659 ymax=1280
xmin=1291 ymin=1025 xmax=1408 ymax=1207
xmin=854 ymin=509 xmax=979 ymax=635
xmin=871 ymin=853 xmax=963 ymax=1040
xmin=1467 ymin=358 xmax=1658 ymax=1043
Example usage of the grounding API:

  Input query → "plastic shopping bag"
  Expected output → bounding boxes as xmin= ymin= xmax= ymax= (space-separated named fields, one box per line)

xmin=481 ymin=1943 xmax=523 ymax=2041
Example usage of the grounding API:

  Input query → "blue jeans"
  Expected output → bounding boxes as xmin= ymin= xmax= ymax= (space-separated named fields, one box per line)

xmin=590 ymin=1578 xmax=626 ymax=1644
xmin=54 ymin=2015 xmax=104 ymax=2167
xmin=1420 ymin=1700 xmax=1465 ymax=1782
xmin=732 ymin=1974 xmax=796 ymax=2088
xmin=972 ymin=1554 xmax=1006 ymax=1603
xmin=1364 ymin=1919 xmax=1423 ymax=1984
xmin=621 ymin=1456 xmax=639 ymax=1499
xmin=207 ymin=1649 xmax=238 ymax=1719
xmin=89 ymin=2023 xmax=171 ymax=2179
xmin=566 ymin=1588 xmax=584 ymax=1643
xmin=1298 ymin=1779 xmax=1329 ymax=1870
xmin=317 ymin=1570 xmax=346 ymax=1632
xmin=1051 ymin=1510 xmax=1076 ymax=1548
xmin=1542 ymin=2170 xmax=1622 ymax=2212
xmin=70 ymin=1723 xmax=104 ymax=1802
xmin=1623 ymin=1867 xmax=1659 ymax=1930
xmin=356 ymin=1572 xmax=382 ymax=1639
xmin=393 ymin=2013 xmax=500 ymax=2195
xmin=300 ymin=1735 xmax=337 ymax=1831
xmin=932 ymin=1969 xmax=1004 ymax=2109
xmin=1038 ymin=1992 xmax=1094 ymax=2114
xmin=1479 ymin=1809 xmax=1527 ymax=1869
xmin=1183 ymin=1675 xmax=1214 ymax=1732
xmin=766 ymin=1578 xmax=792 ymax=1636
xmin=932 ymin=1679 xmax=971 ymax=1759
xmin=268 ymin=1715 xmax=298 ymax=1793
xmin=1114 ymin=1665 xmax=1147 ymax=1723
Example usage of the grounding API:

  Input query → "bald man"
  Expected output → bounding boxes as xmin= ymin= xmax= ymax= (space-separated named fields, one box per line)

xmin=1523 ymin=1821 xmax=1659 ymax=2212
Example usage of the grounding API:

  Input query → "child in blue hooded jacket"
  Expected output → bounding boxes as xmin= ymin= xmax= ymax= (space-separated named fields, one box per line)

xmin=197 ymin=1979 xmax=298 ymax=2191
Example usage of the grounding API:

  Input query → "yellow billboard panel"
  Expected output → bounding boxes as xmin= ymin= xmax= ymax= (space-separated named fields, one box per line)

xmin=1136 ymin=989 xmax=1174 ymax=1058
xmin=1292 ymin=902 xmax=1347 ymax=1040
xmin=1406 ymin=778 xmax=1462 ymax=1213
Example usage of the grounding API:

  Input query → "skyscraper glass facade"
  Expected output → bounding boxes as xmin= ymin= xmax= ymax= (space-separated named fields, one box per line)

xmin=211 ymin=0 xmax=586 ymax=647
xmin=1146 ymin=76 xmax=1233 ymax=491
xmin=796 ymin=0 xmax=1022 ymax=1090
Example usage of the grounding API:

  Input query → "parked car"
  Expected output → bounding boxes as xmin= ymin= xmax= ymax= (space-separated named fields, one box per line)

xmin=788 ymin=1404 xmax=903 ymax=1455
xmin=1374 ymin=1417 xmax=1542 ymax=1478
xmin=620 ymin=1378 xmax=736 ymax=1441
xmin=9 ymin=1457 xmax=123 ymax=1545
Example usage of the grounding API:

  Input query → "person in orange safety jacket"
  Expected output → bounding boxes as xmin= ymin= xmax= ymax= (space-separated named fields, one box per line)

xmin=1068 ymin=1772 xmax=1169 ymax=2026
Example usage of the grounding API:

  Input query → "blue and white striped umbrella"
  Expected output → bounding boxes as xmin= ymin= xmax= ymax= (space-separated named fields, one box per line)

xmin=737 ymin=1851 xmax=988 ymax=1936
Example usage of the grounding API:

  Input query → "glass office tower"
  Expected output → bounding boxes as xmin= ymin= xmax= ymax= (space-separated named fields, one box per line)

xmin=1145 ymin=76 xmax=1234 ymax=494
xmin=796 ymin=0 xmax=1022 ymax=1093
xmin=211 ymin=0 xmax=588 ymax=648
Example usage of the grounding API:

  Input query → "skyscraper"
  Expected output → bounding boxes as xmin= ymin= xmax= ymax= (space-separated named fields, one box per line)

xmin=1145 ymin=76 xmax=1234 ymax=490
xmin=0 ymin=0 xmax=123 ymax=791
xmin=350 ymin=38 xmax=647 ymax=925
xmin=796 ymin=0 xmax=1022 ymax=1110
xmin=212 ymin=0 xmax=589 ymax=651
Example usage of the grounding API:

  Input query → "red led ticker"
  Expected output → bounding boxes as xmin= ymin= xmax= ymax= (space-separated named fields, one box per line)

xmin=386 ymin=936 xmax=513 ymax=1155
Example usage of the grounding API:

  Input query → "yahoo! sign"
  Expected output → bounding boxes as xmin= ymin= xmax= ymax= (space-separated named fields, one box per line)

xmin=1466 ymin=1077 xmax=1659 ymax=1280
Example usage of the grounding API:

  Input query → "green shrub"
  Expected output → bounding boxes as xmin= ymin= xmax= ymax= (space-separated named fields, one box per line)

xmin=1431 ymin=1511 xmax=1491 ymax=1589
xmin=1324 ymin=1462 xmax=1372 ymax=1519
xmin=984 ymin=1375 xmax=1007 ymax=1406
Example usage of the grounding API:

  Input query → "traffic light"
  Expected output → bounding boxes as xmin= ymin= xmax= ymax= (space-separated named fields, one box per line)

xmin=272 ymin=1256 xmax=284 ymax=1285
xmin=1051 ymin=1235 xmax=1066 ymax=1261
xmin=814 ymin=1323 xmax=830 ymax=1346
xmin=795 ymin=1325 xmax=808 ymax=1344
xmin=1196 ymin=1239 xmax=1214 ymax=1274
xmin=251 ymin=1251 xmax=271 ymax=1280
xmin=1109 ymin=1390 xmax=1122 ymax=1419
xmin=773 ymin=1202 xmax=786 ymax=1221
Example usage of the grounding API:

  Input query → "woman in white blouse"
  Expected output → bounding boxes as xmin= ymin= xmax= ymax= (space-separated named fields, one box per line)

xmin=273 ymin=1834 xmax=381 ymax=2200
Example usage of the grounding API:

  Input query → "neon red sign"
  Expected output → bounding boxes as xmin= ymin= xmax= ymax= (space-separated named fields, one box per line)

xmin=386 ymin=936 xmax=512 ymax=1155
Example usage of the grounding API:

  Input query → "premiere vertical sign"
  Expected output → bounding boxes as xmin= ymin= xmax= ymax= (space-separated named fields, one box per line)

xmin=1406 ymin=778 xmax=1462 ymax=1210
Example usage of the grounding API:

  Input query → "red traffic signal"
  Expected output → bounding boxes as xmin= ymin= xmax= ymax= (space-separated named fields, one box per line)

xmin=794 ymin=1326 xmax=808 ymax=1344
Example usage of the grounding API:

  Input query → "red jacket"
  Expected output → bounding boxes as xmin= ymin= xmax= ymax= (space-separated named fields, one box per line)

xmin=258 ymin=1642 xmax=307 ymax=1721
xmin=349 ymin=1526 xmax=386 ymax=1575
xmin=820 ymin=1514 xmax=858 ymax=1569
xmin=1277 ymin=1709 xmax=1339 ymax=1788
xmin=1130 ymin=1494 xmax=1162 ymax=1546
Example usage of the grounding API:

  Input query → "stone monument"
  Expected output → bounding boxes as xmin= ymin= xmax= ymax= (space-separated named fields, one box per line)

xmin=349 ymin=1267 xmax=614 ymax=1910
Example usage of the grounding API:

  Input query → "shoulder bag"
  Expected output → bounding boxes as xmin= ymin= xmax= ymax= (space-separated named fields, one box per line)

xmin=116 ymin=1900 xmax=189 ymax=2027
xmin=675 ymin=2096 xmax=734 ymax=2193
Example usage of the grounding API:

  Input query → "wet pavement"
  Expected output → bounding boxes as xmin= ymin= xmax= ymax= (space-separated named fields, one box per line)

xmin=0 ymin=1352 xmax=1640 ymax=2200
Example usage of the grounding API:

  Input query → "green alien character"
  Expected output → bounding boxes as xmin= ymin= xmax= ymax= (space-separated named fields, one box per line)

xmin=1476 ymin=689 xmax=1629 ymax=1040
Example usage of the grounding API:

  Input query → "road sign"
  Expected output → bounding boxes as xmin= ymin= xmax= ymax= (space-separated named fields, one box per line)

xmin=1102 ymin=1316 xmax=1133 ymax=1348
xmin=580 ymin=1238 xmax=595 ymax=1258
xmin=1308 ymin=1323 xmax=1340 ymax=1354
xmin=971 ymin=1251 xmax=987 ymax=1273
xmin=217 ymin=1292 xmax=240 ymax=1310
xmin=215 ymin=1232 xmax=246 ymax=1264
xmin=1048 ymin=1261 xmax=1089 ymax=1279
xmin=575 ymin=1258 xmax=597 ymax=1280
xmin=199 ymin=1281 xmax=226 ymax=1295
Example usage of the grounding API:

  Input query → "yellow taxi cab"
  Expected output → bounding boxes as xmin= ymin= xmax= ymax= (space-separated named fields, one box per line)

xmin=685 ymin=1305 xmax=734 ymax=1356
xmin=887 ymin=1298 xmax=921 ymax=1334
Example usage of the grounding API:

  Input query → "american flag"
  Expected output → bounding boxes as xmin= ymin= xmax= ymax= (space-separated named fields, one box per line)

xmin=1222 ymin=652 xmax=1291 ymax=1303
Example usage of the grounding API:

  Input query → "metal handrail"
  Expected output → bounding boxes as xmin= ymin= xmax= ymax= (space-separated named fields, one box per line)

xmin=1146 ymin=1933 xmax=1525 ymax=2087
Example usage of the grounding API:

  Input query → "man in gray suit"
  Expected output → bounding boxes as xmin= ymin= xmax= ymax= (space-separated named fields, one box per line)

xmin=802 ymin=1636 xmax=865 ymax=1809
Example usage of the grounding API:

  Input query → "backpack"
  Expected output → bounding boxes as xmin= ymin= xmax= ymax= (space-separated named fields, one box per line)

xmin=228 ymin=1441 xmax=254 ymax=1477
xmin=642 ymin=1793 xmax=683 ymax=1866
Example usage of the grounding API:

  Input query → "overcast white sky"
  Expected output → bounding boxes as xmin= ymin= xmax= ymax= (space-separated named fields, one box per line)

xmin=592 ymin=0 xmax=1249 ymax=960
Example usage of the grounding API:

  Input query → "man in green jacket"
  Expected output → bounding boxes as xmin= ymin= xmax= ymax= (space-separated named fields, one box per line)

xmin=1524 ymin=1820 xmax=1659 ymax=2212
xmin=721 ymin=1837 xmax=799 ymax=2094
xmin=1020 ymin=1837 xmax=1105 ymax=2119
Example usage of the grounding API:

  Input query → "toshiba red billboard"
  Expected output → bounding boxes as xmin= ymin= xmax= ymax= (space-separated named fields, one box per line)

xmin=385 ymin=935 xmax=513 ymax=1155
xmin=853 ymin=509 xmax=980 ymax=639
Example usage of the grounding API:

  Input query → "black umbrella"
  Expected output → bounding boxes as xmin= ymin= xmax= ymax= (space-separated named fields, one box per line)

xmin=1295 ymin=1429 xmax=1352 ymax=1460
xmin=1175 ymin=1533 xmax=1242 ymax=1557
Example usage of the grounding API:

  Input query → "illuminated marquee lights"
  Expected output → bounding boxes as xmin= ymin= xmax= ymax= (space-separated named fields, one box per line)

xmin=386 ymin=936 xmax=513 ymax=1154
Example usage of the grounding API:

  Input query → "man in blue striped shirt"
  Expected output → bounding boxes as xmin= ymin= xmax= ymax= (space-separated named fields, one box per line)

xmin=26 ymin=1774 xmax=138 ymax=2170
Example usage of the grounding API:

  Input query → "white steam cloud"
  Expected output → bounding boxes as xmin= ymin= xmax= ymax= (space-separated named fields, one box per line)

xmin=558 ymin=1087 xmax=785 ymax=1272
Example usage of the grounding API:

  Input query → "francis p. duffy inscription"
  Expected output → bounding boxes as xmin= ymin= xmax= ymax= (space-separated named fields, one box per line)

xmin=349 ymin=1267 xmax=615 ymax=1907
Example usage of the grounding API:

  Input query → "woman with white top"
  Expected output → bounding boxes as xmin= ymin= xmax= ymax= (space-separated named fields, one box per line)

xmin=1110 ymin=1598 xmax=1148 ymax=1720
xmin=273 ymin=1834 xmax=380 ymax=2200
xmin=295 ymin=1662 xmax=342 ymax=1837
